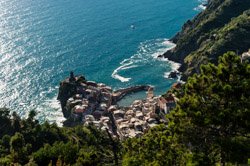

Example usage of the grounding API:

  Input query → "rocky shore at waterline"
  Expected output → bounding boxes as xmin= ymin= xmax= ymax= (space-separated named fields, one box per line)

xmin=57 ymin=72 xmax=180 ymax=138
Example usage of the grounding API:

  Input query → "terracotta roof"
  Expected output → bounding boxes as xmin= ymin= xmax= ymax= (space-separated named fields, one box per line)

xmin=172 ymin=82 xmax=182 ymax=89
xmin=74 ymin=105 xmax=86 ymax=113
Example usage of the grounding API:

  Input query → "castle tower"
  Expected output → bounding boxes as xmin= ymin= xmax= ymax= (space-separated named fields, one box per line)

xmin=147 ymin=87 xmax=154 ymax=99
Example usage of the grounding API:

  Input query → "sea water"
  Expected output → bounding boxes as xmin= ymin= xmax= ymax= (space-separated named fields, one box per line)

xmin=0 ymin=0 xmax=204 ymax=124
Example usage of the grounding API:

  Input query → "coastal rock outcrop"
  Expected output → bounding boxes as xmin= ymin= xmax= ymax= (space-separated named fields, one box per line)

xmin=168 ymin=71 xmax=179 ymax=79
xmin=57 ymin=73 xmax=151 ymax=126
xmin=57 ymin=74 xmax=86 ymax=118
xmin=57 ymin=73 xmax=179 ymax=138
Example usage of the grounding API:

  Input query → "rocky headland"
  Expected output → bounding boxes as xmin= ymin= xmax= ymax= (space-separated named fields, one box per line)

xmin=161 ymin=0 xmax=250 ymax=80
xmin=57 ymin=72 xmax=180 ymax=138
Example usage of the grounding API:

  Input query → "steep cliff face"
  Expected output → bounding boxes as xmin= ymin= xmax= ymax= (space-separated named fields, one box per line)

xmin=57 ymin=81 xmax=78 ymax=118
xmin=164 ymin=0 xmax=250 ymax=80
xmin=57 ymin=76 xmax=86 ymax=118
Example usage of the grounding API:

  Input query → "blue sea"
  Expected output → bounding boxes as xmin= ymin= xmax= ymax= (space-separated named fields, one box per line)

xmin=0 ymin=0 xmax=205 ymax=124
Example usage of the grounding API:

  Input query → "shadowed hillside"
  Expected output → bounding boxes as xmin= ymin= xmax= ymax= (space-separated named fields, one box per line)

xmin=164 ymin=0 xmax=250 ymax=79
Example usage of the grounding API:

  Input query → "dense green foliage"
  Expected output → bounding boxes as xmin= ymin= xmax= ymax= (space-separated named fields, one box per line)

xmin=164 ymin=0 xmax=250 ymax=79
xmin=122 ymin=52 xmax=250 ymax=165
xmin=1 ymin=0 xmax=250 ymax=164
xmin=0 ymin=52 xmax=249 ymax=166
xmin=0 ymin=110 xmax=120 ymax=165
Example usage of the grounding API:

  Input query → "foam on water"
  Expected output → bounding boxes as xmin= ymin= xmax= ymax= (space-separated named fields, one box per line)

xmin=112 ymin=38 xmax=178 ymax=83
xmin=0 ymin=0 xmax=201 ymax=124
xmin=36 ymin=96 xmax=66 ymax=127
xmin=194 ymin=0 xmax=208 ymax=11
xmin=111 ymin=61 xmax=133 ymax=82
xmin=163 ymin=60 xmax=181 ymax=78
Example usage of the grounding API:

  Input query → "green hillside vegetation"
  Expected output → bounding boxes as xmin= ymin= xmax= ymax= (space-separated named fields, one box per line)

xmin=0 ymin=109 xmax=121 ymax=165
xmin=123 ymin=52 xmax=250 ymax=165
xmin=1 ymin=0 xmax=249 ymax=165
xmin=0 ymin=52 xmax=249 ymax=165
xmin=184 ymin=9 xmax=250 ymax=77
xmin=164 ymin=0 xmax=250 ymax=80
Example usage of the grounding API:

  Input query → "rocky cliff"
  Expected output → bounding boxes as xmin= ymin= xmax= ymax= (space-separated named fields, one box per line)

xmin=164 ymin=0 xmax=250 ymax=80
xmin=57 ymin=75 xmax=86 ymax=118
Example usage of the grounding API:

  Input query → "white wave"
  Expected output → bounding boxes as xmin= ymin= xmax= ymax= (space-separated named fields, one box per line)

xmin=161 ymin=41 xmax=181 ymax=79
xmin=164 ymin=72 xmax=171 ymax=78
xmin=43 ymin=90 xmax=66 ymax=126
xmin=152 ymin=40 xmax=181 ymax=80
xmin=111 ymin=61 xmax=133 ymax=82
xmin=112 ymin=39 xmax=179 ymax=82
xmin=122 ymin=65 xmax=138 ymax=70
xmin=112 ymin=73 xmax=131 ymax=83
xmin=163 ymin=60 xmax=181 ymax=79
xmin=35 ymin=95 xmax=66 ymax=127
xmin=152 ymin=41 xmax=176 ymax=59
xmin=163 ymin=40 xmax=176 ymax=47
xmin=194 ymin=0 xmax=208 ymax=11
xmin=194 ymin=4 xmax=206 ymax=11
xmin=169 ymin=60 xmax=181 ymax=71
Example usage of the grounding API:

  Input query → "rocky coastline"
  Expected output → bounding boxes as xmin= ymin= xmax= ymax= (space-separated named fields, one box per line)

xmin=160 ymin=0 xmax=250 ymax=80
xmin=57 ymin=72 xmax=180 ymax=138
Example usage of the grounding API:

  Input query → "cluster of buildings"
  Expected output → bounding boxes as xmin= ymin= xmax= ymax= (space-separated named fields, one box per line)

xmin=65 ymin=80 xmax=113 ymax=122
xmin=83 ymin=87 xmax=177 ymax=139
xmin=111 ymin=92 xmax=166 ymax=139
xmin=60 ymin=75 xmax=181 ymax=138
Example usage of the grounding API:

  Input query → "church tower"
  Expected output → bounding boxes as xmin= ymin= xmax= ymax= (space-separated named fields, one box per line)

xmin=147 ymin=87 xmax=154 ymax=99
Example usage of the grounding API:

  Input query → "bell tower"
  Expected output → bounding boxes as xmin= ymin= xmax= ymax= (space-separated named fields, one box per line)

xmin=147 ymin=87 xmax=154 ymax=99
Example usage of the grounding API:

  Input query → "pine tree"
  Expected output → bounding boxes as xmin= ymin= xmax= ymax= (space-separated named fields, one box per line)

xmin=171 ymin=52 xmax=250 ymax=165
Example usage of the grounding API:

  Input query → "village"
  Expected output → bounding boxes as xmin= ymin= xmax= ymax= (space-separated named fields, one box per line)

xmin=57 ymin=72 xmax=181 ymax=139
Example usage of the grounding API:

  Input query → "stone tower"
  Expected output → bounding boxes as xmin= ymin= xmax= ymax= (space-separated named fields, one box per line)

xmin=147 ymin=87 xmax=154 ymax=99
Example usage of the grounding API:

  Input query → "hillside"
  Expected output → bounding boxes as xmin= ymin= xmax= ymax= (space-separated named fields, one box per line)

xmin=163 ymin=0 xmax=250 ymax=79
xmin=0 ymin=52 xmax=249 ymax=165
xmin=123 ymin=52 xmax=250 ymax=165
xmin=0 ymin=0 xmax=249 ymax=165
